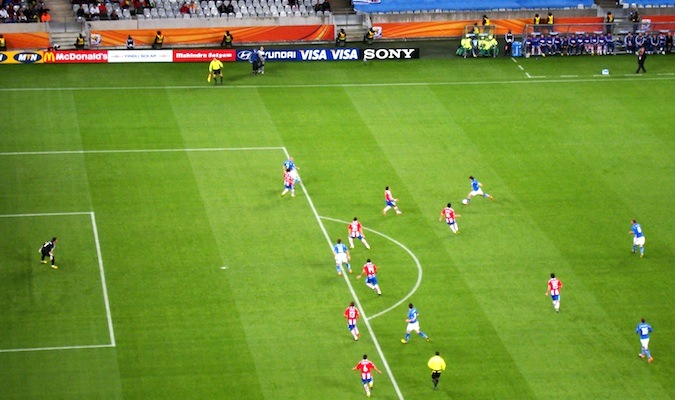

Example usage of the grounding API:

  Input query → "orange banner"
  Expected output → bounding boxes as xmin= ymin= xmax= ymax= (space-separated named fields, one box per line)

xmin=94 ymin=25 xmax=335 ymax=47
xmin=378 ymin=17 xmax=606 ymax=38
xmin=0 ymin=33 xmax=50 ymax=50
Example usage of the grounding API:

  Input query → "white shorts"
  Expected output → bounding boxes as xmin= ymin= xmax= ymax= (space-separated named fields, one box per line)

xmin=406 ymin=321 xmax=420 ymax=333
xmin=335 ymin=253 xmax=348 ymax=265
xmin=640 ymin=338 xmax=649 ymax=349
xmin=290 ymin=169 xmax=300 ymax=181
xmin=633 ymin=236 xmax=645 ymax=246
xmin=469 ymin=189 xmax=484 ymax=197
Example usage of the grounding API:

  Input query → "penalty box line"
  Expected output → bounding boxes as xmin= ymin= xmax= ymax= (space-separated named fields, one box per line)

xmin=283 ymin=147 xmax=406 ymax=400
xmin=0 ymin=211 xmax=115 ymax=353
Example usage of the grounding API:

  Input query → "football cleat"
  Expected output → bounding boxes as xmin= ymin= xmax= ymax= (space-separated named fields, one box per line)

xmin=400 ymin=339 xmax=408 ymax=344
xmin=51 ymin=265 xmax=58 ymax=270
xmin=639 ymin=354 xmax=646 ymax=359
xmin=648 ymin=357 xmax=653 ymax=363
xmin=41 ymin=260 xmax=47 ymax=264
xmin=426 ymin=337 xmax=431 ymax=342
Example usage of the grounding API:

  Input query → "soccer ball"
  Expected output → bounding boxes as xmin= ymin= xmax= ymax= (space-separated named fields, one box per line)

xmin=461 ymin=199 xmax=469 ymax=205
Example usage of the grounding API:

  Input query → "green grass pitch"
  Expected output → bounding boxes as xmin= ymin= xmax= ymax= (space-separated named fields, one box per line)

xmin=0 ymin=51 xmax=673 ymax=399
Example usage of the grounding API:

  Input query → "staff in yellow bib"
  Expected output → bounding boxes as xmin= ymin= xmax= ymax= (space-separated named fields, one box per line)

xmin=208 ymin=57 xmax=224 ymax=85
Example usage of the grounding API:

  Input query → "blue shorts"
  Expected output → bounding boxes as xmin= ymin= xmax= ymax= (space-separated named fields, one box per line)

xmin=385 ymin=200 xmax=396 ymax=207
xmin=348 ymin=324 xmax=356 ymax=331
xmin=284 ymin=184 xmax=293 ymax=190
xmin=550 ymin=294 xmax=560 ymax=301
xmin=366 ymin=276 xmax=378 ymax=286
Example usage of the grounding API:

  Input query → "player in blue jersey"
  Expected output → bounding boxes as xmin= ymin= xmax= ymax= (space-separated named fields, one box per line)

xmin=464 ymin=176 xmax=493 ymax=204
xmin=333 ymin=238 xmax=352 ymax=276
xmin=629 ymin=219 xmax=645 ymax=258
xmin=401 ymin=303 xmax=430 ymax=344
xmin=283 ymin=156 xmax=300 ymax=183
xmin=636 ymin=318 xmax=653 ymax=363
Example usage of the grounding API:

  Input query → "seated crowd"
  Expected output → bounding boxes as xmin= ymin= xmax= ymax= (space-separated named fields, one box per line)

xmin=71 ymin=0 xmax=330 ymax=20
xmin=522 ymin=31 xmax=672 ymax=57
xmin=1 ymin=0 xmax=52 ymax=23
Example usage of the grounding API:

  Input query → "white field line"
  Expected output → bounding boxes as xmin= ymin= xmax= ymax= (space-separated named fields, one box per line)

xmin=0 ymin=75 xmax=673 ymax=93
xmin=0 ymin=147 xmax=284 ymax=156
xmin=0 ymin=344 xmax=115 ymax=354
xmin=90 ymin=212 xmax=116 ymax=347
xmin=0 ymin=212 xmax=115 ymax=353
xmin=283 ymin=148 xmax=405 ymax=400
xmin=318 ymin=216 xmax=422 ymax=321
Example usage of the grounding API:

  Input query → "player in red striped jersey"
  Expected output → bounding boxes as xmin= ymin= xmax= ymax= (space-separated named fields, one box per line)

xmin=344 ymin=302 xmax=361 ymax=341
xmin=280 ymin=168 xmax=295 ymax=198
xmin=352 ymin=354 xmax=382 ymax=398
xmin=439 ymin=203 xmax=460 ymax=235
xmin=545 ymin=273 xmax=563 ymax=313
xmin=348 ymin=217 xmax=371 ymax=249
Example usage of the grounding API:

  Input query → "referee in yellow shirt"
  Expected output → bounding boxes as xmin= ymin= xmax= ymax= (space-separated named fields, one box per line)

xmin=427 ymin=351 xmax=446 ymax=390
xmin=208 ymin=57 xmax=224 ymax=85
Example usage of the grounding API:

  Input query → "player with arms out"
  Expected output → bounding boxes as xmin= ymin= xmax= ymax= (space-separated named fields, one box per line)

xmin=352 ymin=354 xmax=382 ymax=398
xmin=463 ymin=176 xmax=493 ymax=205
xmin=348 ymin=217 xmax=371 ymax=249
xmin=356 ymin=258 xmax=381 ymax=296
xmin=344 ymin=301 xmax=361 ymax=341
xmin=382 ymin=186 xmax=402 ymax=215
xmin=636 ymin=317 xmax=654 ymax=363
xmin=39 ymin=237 xmax=58 ymax=269
xmin=401 ymin=303 xmax=430 ymax=343
xmin=629 ymin=219 xmax=645 ymax=258
xmin=545 ymin=273 xmax=562 ymax=313
xmin=280 ymin=168 xmax=295 ymax=198
xmin=333 ymin=238 xmax=352 ymax=276
xmin=439 ymin=203 xmax=460 ymax=235
xmin=283 ymin=156 xmax=300 ymax=183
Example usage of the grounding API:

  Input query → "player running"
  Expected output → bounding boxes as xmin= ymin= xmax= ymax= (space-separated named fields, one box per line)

xmin=280 ymin=168 xmax=295 ymax=198
xmin=348 ymin=217 xmax=371 ymax=249
xmin=545 ymin=273 xmax=563 ymax=313
xmin=439 ymin=203 xmax=460 ymax=235
xmin=636 ymin=318 xmax=654 ymax=363
xmin=356 ymin=259 xmax=381 ymax=296
xmin=464 ymin=176 xmax=493 ymax=204
xmin=382 ymin=186 xmax=402 ymax=215
xmin=333 ymin=238 xmax=352 ymax=276
xmin=629 ymin=219 xmax=645 ymax=258
xmin=401 ymin=303 xmax=430 ymax=343
xmin=344 ymin=301 xmax=361 ymax=341
xmin=352 ymin=354 xmax=382 ymax=398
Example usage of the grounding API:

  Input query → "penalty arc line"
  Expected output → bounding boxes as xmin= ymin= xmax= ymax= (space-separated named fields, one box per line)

xmin=318 ymin=216 xmax=423 ymax=321
xmin=282 ymin=147 xmax=406 ymax=400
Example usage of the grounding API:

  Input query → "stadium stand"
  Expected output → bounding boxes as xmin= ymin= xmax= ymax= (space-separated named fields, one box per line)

xmin=353 ymin=0 xmax=595 ymax=13
xmin=630 ymin=1 xmax=675 ymax=5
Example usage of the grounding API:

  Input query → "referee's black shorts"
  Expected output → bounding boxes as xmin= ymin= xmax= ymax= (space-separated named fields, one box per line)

xmin=212 ymin=69 xmax=221 ymax=75
xmin=431 ymin=371 xmax=441 ymax=379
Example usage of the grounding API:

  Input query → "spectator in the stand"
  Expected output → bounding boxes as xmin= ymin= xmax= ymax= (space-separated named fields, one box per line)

xmin=120 ymin=0 xmax=131 ymax=9
xmin=89 ymin=3 xmax=99 ymax=19
xmin=40 ymin=9 xmax=51 ymax=22
xmin=98 ymin=2 xmax=107 ymax=19
xmin=179 ymin=2 xmax=189 ymax=14
xmin=153 ymin=30 xmax=163 ymax=49
xmin=188 ymin=0 xmax=198 ymax=13
xmin=75 ymin=33 xmax=85 ymax=50
xmin=0 ymin=34 xmax=6 ymax=51
xmin=217 ymin=1 xmax=226 ymax=15
xmin=629 ymin=8 xmax=640 ymax=33
xmin=0 ymin=7 xmax=9 ymax=23
xmin=605 ymin=12 xmax=614 ymax=35
xmin=322 ymin=0 xmax=331 ymax=12
xmin=336 ymin=28 xmax=346 ymax=47
xmin=504 ymin=29 xmax=513 ymax=56
xmin=126 ymin=34 xmax=134 ymax=49
xmin=546 ymin=12 xmax=554 ymax=33
xmin=224 ymin=1 xmax=234 ymax=14
xmin=220 ymin=30 xmax=233 ymax=48
xmin=288 ymin=0 xmax=297 ymax=8
xmin=17 ymin=9 xmax=28 ymax=22
xmin=132 ymin=0 xmax=142 ymax=16
xmin=110 ymin=9 xmax=119 ymax=19
xmin=533 ymin=13 xmax=541 ymax=33
xmin=481 ymin=14 xmax=490 ymax=33
xmin=624 ymin=31 xmax=635 ymax=54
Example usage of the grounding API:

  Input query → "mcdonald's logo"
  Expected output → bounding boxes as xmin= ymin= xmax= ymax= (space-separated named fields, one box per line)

xmin=43 ymin=50 xmax=56 ymax=63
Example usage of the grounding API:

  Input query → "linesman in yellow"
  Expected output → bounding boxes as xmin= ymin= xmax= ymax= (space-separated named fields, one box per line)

xmin=153 ymin=30 xmax=164 ymax=50
xmin=208 ymin=57 xmax=224 ymax=85
xmin=427 ymin=351 xmax=446 ymax=391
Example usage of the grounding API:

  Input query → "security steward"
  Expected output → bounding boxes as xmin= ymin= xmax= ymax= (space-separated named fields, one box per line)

xmin=75 ymin=34 xmax=85 ymax=50
xmin=221 ymin=30 xmax=233 ymax=48
xmin=336 ymin=28 xmax=346 ymax=47
xmin=427 ymin=351 xmax=446 ymax=391
xmin=0 ymin=34 xmax=6 ymax=51
xmin=363 ymin=28 xmax=375 ymax=45
xmin=153 ymin=30 xmax=164 ymax=49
